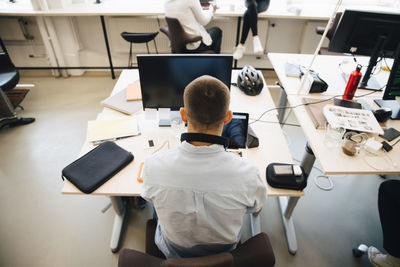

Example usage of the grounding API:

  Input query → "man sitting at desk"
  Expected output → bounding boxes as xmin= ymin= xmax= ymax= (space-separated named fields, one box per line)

xmin=141 ymin=75 xmax=266 ymax=258
xmin=165 ymin=0 xmax=222 ymax=54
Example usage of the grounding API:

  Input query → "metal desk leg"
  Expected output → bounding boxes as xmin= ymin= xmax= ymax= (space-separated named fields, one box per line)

xmin=278 ymin=196 xmax=300 ymax=255
xmin=278 ymin=142 xmax=315 ymax=255
xmin=100 ymin=16 xmax=115 ymax=79
xmin=301 ymin=142 xmax=316 ymax=177
xmin=277 ymin=88 xmax=288 ymax=124
xmin=110 ymin=196 xmax=127 ymax=253
xmin=234 ymin=17 xmax=242 ymax=69
xmin=249 ymin=212 xmax=261 ymax=237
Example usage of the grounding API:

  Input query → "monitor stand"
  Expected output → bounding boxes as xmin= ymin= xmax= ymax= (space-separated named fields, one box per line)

xmin=374 ymin=99 xmax=400 ymax=120
xmin=158 ymin=109 xmax=181 ymax=127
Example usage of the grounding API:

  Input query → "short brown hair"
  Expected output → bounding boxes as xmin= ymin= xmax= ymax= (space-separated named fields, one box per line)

xmin=184 ymin=75 xmax=230 ymax=129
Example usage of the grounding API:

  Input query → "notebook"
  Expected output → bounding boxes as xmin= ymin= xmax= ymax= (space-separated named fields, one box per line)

xmin=126 ymin=81 xmax=142 ymax=101
xmin=86 ymin=116 xmax=140 ymax=143
xmin=222 ymin=112 xmax=249 ymax=156
xmin=101 ymin=88 xmax=142 ymax=115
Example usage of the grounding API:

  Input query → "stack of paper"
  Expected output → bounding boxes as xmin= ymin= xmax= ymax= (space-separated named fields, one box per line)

xmin=323 ymin=105 xmax=383 ymax=135
xmin=86 ymin=116 xmax=140 ymax=143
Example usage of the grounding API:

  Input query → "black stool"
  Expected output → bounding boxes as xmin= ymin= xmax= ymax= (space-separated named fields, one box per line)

xmin=121 ymin=32 xmax=159 ymax=68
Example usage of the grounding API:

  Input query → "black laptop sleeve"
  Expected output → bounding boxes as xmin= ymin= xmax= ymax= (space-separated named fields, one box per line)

xmin=62 ymin=141 xmax=134 ymax=194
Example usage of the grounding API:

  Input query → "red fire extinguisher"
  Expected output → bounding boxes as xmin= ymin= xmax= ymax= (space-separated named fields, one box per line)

xmin=343 ymin=64 xmax=362 ymax=100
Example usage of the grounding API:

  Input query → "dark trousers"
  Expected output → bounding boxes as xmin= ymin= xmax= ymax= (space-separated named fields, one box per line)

xmin=190 ymin=27 xmax=222 ymax=54
xmin=378 ymin=179 xmax=400 ymax=257
xmin=240 ymin=0 xmax=270 ymax=44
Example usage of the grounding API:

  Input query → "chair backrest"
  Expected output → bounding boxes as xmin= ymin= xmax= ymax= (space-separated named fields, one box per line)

xmin=118 ymin=219 xmax=275 ymax=267
xmin=163 ymin=253 xmax=233 ymax=267
xmin=326 ymin=12 xmax=343 ymax=41
xmin=162 ymin=17 xmax=202 ymax=53
xmin=0 ymin=52 xmax=19 ymax=92
xmin=315 ymin=12 xmax=343 ymax=41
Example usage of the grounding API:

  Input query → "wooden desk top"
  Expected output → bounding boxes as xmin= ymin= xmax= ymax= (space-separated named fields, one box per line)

xmin=62 ymin=69 xmax=303 ymax=197
xmin=269 ymin=53 xmax=400 ymax=175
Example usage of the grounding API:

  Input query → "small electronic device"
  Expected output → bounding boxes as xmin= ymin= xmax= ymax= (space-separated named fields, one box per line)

xmin=273 ymin=165 xmax=293 ymax=176
xmin=158 ymin=119 xmax=171 ymax=127
xmin=365 ymin=138 xmax=383 ymax=154
xmin=222 ymin=112 xmax=249 ymax=150
xmin=380 ymin=127 xmax=400 ymax=142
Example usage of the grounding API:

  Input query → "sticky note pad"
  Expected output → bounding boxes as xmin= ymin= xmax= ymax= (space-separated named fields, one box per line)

xmin=126 ymin=82 xmax=142 ymax=101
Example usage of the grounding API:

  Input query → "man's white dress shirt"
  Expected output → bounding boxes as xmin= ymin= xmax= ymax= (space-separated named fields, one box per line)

xmin=141 ymin=141 xmax=267 ymax=258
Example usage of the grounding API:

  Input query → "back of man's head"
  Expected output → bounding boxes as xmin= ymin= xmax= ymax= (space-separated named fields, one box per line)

xmin=184 ymin=75 xmax=230 ymax=130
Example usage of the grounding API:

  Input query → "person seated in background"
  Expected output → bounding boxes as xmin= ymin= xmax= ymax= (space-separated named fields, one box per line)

xmin=164 ymin=0 xmax=222 ymax=54
xmin=141 ymin=75 xmax=267 ymax=258
xmin=233 ymin=0 xmax=270 ymax=60
xmin=368 ymin=179 xmax=400 ymax=267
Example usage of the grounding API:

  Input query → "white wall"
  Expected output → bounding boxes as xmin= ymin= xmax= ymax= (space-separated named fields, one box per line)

xmin=0 ymin=15 xmax=329 ymax=73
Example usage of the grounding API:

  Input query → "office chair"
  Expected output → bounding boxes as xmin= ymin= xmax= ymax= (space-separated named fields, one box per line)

xmin=0 ymin=38 xmax=35 ymax=129
xmin=160 ymin=17 xmax=215 ymax=54
xmin=121 ymin=32 xmax=159 ymax=68
xmin=315 ymin=12 xmax=342 ymax=55
xmin=118 ymin=219 xmax=276 ymax=267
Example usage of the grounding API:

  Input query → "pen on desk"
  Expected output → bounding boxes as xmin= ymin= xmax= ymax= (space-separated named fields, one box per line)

xmin=92 ymin=133 xmax=140 ymax=145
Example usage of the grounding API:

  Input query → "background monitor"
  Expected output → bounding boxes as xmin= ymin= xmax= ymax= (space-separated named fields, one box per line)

xmin=137 ymin=54 xmax=233 ymax=111
xmin=328 ymin=9 xmax=400 ymax=90
xmin=374 ymin=43 xmax=400 ymax=120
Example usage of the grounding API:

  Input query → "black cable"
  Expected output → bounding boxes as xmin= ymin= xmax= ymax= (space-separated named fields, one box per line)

xmin=392 ymin=138 xmax=400 ymax=147
xmin=249 ymin=118 xmax=301 ymax=127
xmin=250 ymin=90 xmax=379 ymax=125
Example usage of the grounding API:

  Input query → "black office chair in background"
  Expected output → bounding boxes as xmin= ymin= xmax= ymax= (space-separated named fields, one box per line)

xmin=0 ymin=38 xmax=35 ymax=129
xmin=160 ymin=17 xmax=215 ymax=54
xmin=121 ymin=32 xmax=159 ymax=68
xmin=315 ymin=12 xmax=343 ymax=55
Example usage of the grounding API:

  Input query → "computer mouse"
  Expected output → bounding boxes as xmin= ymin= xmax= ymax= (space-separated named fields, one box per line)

xmin=373 ymin=108 xmax=392 ymax=123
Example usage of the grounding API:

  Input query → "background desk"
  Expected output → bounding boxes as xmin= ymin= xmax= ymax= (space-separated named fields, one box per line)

xmin=62 ymin=69 xmax=304 ymax=254
xmin=268 ymin=53 xmax=400 ymax=175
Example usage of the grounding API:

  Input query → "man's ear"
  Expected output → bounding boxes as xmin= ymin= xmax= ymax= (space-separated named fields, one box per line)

xmin=223 ymin=110 xmax=233 ymax=125
xmin=180 ymin=107 xmax=188 ymax=123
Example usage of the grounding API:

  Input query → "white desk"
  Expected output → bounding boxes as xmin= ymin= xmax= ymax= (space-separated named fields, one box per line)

xmin=268 ymin=53 xmax=400 ymax=175
xmin=62 ymin=69 xmax=304 ymax=254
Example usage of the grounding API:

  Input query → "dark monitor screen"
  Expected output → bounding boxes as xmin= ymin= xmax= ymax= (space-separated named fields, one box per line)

xmin=329 ymin=10 xmax=400 ymax=58
xmin=374 ymin=43 xmax=400 ymax=119
xmin=137 ymin=54 xmax=233 ymax=110
xmin=383 ymin=46 xmax=400 ymax=101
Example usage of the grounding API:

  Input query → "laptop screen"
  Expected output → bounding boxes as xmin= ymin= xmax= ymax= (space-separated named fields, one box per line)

xmin=222 ymin=112 xmax=249 ymax=149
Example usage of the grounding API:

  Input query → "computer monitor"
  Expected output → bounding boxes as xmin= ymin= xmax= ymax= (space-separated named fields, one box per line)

xmin=137 ymin=54 xmax=233 ymax=111
xmin=329 ymin=9 xmax=400 ymax=90
xmin=374 ymin=43 xmax=400 ymax=120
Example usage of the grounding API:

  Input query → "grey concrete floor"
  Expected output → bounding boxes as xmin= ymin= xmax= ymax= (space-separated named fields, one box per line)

xmin=0 ymin=71 xmax=386 ymax=267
